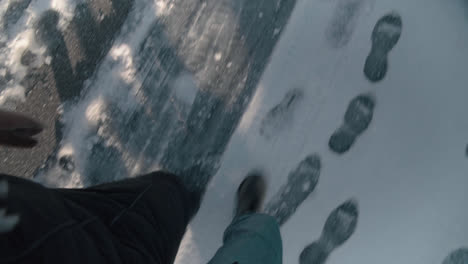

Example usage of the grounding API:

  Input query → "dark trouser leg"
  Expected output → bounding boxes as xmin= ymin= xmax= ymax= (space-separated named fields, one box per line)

xmin=208 ymin=213 xmax=283 ymax=264
xmin=61 ymin=171 xmax=199 ymax=264
xmin=0 ymin=171 xmax=199 ymax=264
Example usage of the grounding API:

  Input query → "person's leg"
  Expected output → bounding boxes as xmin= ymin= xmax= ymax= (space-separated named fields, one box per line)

xmin=0 ymin=174 xmax=122 ymax=264
xmin=0 ymin=171 xmax=200 ymax=264
xmin=81 ymin=171 xmax=200 ymax=221
xmin=208 ymin=173 xmax=283 ymax=264
xmin=208 ymin=213 xmax=282 ymax=264
xmin=60 ymin=171 xmax=200 ymax=264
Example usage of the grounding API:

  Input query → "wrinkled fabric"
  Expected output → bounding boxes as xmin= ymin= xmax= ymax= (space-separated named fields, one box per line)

xmin=208 ymin=213 xmax=282 ymax=264
xmin=0 ymin=171 xmax=195 ymax=264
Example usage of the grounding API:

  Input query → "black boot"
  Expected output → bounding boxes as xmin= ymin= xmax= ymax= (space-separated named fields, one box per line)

xmin=234 ymin=172 xmax=267 ymax=218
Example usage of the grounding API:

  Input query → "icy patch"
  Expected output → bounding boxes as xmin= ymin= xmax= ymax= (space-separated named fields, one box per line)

xmin=172 ymin=72 xmax=197 ymax=105
xmin=85 ymin=96 xmax=107 ymax=128
xmin=214 ymin=52 xmax=222 ymax=61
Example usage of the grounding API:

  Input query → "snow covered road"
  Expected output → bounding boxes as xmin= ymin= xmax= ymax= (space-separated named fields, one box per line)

xmin=179 ymin=0 xmax=468 ymax=263
xmin=1 ymin=0 xmax=468 ymax=263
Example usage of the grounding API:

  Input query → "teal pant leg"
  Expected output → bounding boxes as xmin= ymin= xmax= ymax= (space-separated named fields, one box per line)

xmin=208 ymin=213 xmax=282 ymax=264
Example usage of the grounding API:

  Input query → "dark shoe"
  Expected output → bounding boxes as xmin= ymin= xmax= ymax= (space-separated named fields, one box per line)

xmin=234 ymin=172 xmax=266 ymax=218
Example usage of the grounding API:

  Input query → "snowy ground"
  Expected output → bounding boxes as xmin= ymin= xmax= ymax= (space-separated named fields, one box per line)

xmin=177 ymin=0 xmax=468 ymax=263
xmin=1 ymin=0 xmax=468 ymax=263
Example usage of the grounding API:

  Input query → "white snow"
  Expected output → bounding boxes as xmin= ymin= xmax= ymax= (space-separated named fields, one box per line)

xmin=214 ymin=52 xmax=222 ymax=61
xmin=34 ymin=0 xmax=166 ymax=187
xmin=154 ymin=0 xmax=173 ymax=16
xmin=176 ymin=0 xmax=468 ymax=263
xmin=0 ymin=85 xmax=25 ymax=109
xmin=1 ymin=0 xmax=467 ymax=262
xmin=49 ymin=0 xmax=77 ymax=29
xmin=109 ymin=44 xmax=138 ymax=85
xmin=85 ymin=97 xmax=106 ymax=127
xmin=0 ymin=0 xmax=81 ymax=108
xmin=57 ymin=144 xmax=74 ymax=159
xmin=174 ymin=228 xmax=203 ymax=264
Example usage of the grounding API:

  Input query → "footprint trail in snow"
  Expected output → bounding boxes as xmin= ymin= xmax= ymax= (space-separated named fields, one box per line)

xmin=364 ymin=12 xmax=403 ymax=82
xmin=325 ymin=0 xmax=367 ymax=48
xmin=299 ymin=199 xmax=359 ymax=264
xmin=264 ymin=154 xmax=321 ymax=226
xmin=259 ymin=88 xmax=303 ymax=139
xmin=329 ymin=93 xmax=375 ymax=154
